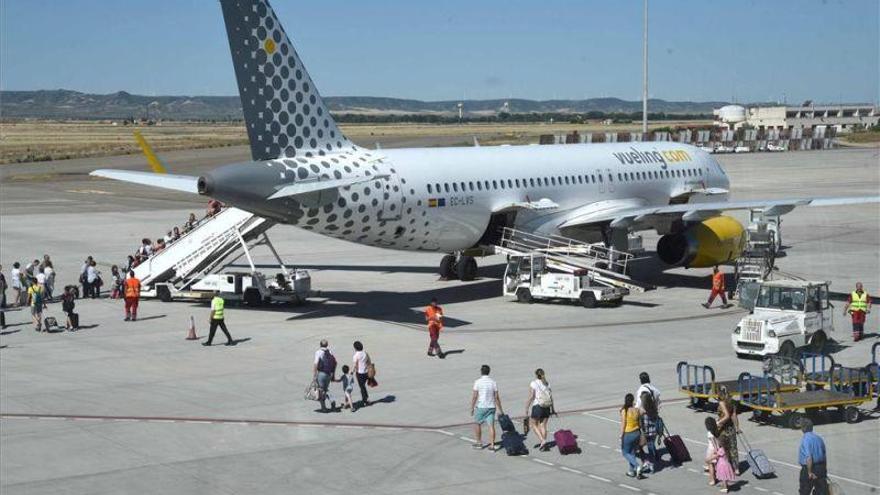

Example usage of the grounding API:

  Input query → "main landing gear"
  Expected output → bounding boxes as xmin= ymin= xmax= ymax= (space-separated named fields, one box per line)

xmin=439 ymin=253 xmax=478 ymax=281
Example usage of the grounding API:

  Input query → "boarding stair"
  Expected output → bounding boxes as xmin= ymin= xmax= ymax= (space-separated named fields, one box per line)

xmin=494 ymin=227 xmax=654 ymax=293
xmin=133 ymin=207 xmax=275 ymax=288
xmin=734 ymin=209 xmax=779 ymax=301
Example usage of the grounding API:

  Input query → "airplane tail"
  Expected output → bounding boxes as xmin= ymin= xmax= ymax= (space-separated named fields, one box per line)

xmin=219 ymin=0 xmax=353 ymax=161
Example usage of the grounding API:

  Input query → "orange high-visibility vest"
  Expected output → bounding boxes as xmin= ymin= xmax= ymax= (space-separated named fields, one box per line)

xmin=425 ymin=305 xmax=443 ymax=331
xmin=712 ymin=272 xmax=725 ymax=291
xmin=125 ymin=277 xmax=141 ymax=299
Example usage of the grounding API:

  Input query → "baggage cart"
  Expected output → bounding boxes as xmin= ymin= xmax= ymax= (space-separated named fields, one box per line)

xmin=738 ymin=367 xmax=874 ymax=429
xmin=676 ymin=360 xmax=799 ymax=411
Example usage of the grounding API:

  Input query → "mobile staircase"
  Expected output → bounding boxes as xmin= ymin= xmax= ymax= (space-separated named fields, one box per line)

xmin=734 ymin=209 xmax=780 ymax=301
xmin=495 ymin=227 xmax=654 ymax=293
xmin=133 ymin=207 xmax=276 ymax=292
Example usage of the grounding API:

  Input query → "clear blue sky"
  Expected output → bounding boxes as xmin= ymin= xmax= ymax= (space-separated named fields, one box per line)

xmin=1 ymin=0 xmax=877 ymax=103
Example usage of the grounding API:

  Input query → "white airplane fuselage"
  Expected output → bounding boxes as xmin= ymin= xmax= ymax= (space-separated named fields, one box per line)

xmin=205 ymin=140 xmax=729 ymax=253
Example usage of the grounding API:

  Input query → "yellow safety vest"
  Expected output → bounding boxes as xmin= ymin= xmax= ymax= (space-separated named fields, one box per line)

xmin=212 ymin=296 xmax=225 ymax=319
xmin=850 ymin=291 xmax=868 ymax=312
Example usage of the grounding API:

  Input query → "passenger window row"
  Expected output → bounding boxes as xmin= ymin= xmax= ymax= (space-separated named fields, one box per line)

xmin=425 ymin=168 xmax=706 ymax=194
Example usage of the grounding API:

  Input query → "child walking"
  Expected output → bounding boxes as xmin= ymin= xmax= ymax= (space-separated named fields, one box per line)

xmin=340 ymin=365 xmax=356 ymax=412
xmin=706 ymin=417 xmax=737 ymax=492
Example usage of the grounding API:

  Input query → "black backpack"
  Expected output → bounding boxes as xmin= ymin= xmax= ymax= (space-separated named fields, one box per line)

xmin=318 ymin=349 xmax=337 ymax=374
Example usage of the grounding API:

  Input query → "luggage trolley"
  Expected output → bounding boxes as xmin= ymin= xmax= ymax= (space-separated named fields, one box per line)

xmin=676 ymin=361 xmax=799 ymax=411
xmin=866 ymin=342 xmax=879 ymax=409
xmin=799 ymin=352 xmax=837 ymax=389
xmin=739 ymin=367 xmax=874 ymax=429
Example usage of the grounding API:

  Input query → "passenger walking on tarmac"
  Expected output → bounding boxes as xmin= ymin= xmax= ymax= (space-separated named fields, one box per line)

xmin=80 ymin=256 xmax=94 ymax=298
xmin=110 ymin=265 xmax=124 ymax=299
xmin=425 ymin=297 xmax=444 ymax=358
xmin=312 ymin=340 xmax=337 ymax=412
xmin=798 ymin=418 xmax=828 ymax=495
xmin=62 ymin=286 xmax=78 ymax=330
xmin=27 ymin=279 xmax=47 ymax=332
xmin=86 ymin=260 xmax=101 ymax=298
xmin=525 ymin=368 xmax=554 ymax=451
xmin=620 ymin=393 xmax=646 ymax=478
xmin=716 ymin=386 xmax=740 ymax=474
xmin=635 ymin=372 xmax=661 ymax=409
xmin=0 ymin=265 xmax=7 ymax=329
xmin=471 ymin=364 xmax=504 ymax=451
xmin=123 ymin=271 xmax=141 ymax=321
xmin=843 ymin=282 xmax=871 ymax=342
xmin=706 ymin=416 xmax=737 ymax=492
xmin=352 ymin=341 xmax=371 ymax=407
xmin=203 ymin=291 xmax=234 ymax=346
xmin=702 ymin=266 xmax=730 ymax=309
xmin=25 ymin=259 xmax=40 ymax=285
xmin=339 ymin=365 xmax=356 ymax=412
xmin=639 ymin=391 xmax=663 ymax=472
xmin=42 ymin=259 xmax=55 ymax=301
xmin=10 ymin=262 xmax=24 ymax=307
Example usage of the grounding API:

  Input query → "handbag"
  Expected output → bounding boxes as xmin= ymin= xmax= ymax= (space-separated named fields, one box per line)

xmin=304 ymin=380 xmax=321 ymax=401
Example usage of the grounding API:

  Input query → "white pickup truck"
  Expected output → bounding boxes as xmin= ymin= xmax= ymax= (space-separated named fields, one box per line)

xmin=732 ymin=280 xmax=833 ymax=359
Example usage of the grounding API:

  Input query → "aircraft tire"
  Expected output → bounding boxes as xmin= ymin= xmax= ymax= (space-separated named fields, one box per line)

xmin=457 ymin=256 xmax=477 ymax=281
xmin=439 ymin=255 xmax=457 ymax=280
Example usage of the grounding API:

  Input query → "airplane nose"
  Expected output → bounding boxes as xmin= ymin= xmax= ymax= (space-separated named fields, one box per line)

xmin=197 ymin=174 xmax=214 ymax=196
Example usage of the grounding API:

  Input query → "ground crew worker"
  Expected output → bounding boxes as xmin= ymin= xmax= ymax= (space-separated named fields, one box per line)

xmin=124 ymin=270 xmax=141 ymax=321
xmin=203 ymin=291 xmax=234 ymax=346
xmin=702 ymin=266 xmax=729 ymax=309
xmin=425 ymin=297 xmax=444 ymax=358
xmin=843 ymin=282 xmax=871 ymax=342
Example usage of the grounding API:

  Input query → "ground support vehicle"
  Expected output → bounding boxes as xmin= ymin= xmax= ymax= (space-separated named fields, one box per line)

xmin=503 ymin=253 xmax=628 ymax=307
xmin=676 ymin=360 xmax=800 ymax=411
xmin=153 ymin=270 xmax=311 ymax=306
xmin=732 ymin=280 xmax=833 ymax=358
xmin=738 ymin=368 xmax=874 ymax=429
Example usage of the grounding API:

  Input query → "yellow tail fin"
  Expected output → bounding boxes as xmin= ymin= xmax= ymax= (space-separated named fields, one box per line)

xmin=133 ymin=130 xmax=168 ymax=174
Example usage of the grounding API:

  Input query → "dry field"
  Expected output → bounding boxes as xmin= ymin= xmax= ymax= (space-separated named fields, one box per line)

xmin=0 ymin=119 xmax=711 ymax=164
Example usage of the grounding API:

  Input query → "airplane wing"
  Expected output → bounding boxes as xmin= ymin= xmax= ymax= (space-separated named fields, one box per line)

xmin=91 ymin=169 xmax=390 ymax=201
xmin=90 ymin=169 xmax=200 ymax=194
xmin=558 ymin=195 xmax=880 ymax=230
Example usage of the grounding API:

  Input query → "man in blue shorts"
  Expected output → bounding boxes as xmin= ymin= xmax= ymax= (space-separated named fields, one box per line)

xmin=470 ymin=364 xmax=504 ymax=451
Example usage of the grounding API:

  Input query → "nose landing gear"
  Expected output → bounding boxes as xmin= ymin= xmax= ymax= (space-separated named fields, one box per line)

xmin=439 ymin=253 xmax=478 ymax=281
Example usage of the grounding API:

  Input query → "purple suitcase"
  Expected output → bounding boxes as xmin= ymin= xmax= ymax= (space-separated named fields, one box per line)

xmin=554 ymin=429 xmax=579 ymax=455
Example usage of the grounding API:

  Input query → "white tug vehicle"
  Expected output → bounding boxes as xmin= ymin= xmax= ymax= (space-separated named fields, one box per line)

xmin=732 ymin=280 xmax=833 ymax=359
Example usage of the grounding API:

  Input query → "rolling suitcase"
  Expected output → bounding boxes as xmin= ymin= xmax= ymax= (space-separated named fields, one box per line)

xmin=498 ymin=413 xmax=516 ymax=434
xmin=553 ymin=429 xmax=579 ymax=455
xmin=501 ymin=431 xmax=528 ymax=456
xmin=69 ymin=312 xmax=79 ymax=329
xmin=739 ymin=431 xmax=774 ymax=479
xmin=663 ymin=424 xmax=691 ymax=464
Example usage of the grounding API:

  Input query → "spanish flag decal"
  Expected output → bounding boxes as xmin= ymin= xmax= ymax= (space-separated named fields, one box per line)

xmin=428 ymin=198 xmax=446 ymax=208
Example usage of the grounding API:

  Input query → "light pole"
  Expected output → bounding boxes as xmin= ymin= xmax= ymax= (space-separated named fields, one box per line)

xmin=642 ymin=0 xmax=648 ymax=135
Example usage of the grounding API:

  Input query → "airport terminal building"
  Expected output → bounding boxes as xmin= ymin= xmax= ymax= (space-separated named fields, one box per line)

xmin=715 ymin=103 xmax=879 ymax=132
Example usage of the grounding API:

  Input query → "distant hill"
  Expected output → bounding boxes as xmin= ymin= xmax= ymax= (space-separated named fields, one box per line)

xmin=0 ymin=89 xmax=726 ymax=120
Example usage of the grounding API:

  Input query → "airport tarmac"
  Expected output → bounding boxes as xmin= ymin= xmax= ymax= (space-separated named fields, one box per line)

xmin=1 ymin=146 xmax=878 ymax=494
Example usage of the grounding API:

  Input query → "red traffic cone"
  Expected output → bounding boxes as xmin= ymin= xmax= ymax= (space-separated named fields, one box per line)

xmin=186 ymin=316 xmax=198 ymax=340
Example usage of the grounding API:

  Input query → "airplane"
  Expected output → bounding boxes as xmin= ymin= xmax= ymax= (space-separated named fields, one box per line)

xmin=92 ymin=0 xmax=879 ymax=282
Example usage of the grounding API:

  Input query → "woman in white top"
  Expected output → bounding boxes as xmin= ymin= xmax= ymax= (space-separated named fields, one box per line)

xmin=525 ymin=368 xmax=553 ymax=451
xmin=352 ymin=340 xmax=371 ymax=408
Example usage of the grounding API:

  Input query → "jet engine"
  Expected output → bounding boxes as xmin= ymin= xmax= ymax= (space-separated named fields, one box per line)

xmin=656 ymin=216 xmax=745 ymax=268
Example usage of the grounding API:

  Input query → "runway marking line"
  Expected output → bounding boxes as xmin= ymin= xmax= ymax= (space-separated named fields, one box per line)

xmin=588 ymin=474 xmax=612 ymax=483
xmin=531 ymin=458 xmax=554 ymax=467
xmin=753 ymin=488 xmax=768 ymax=493
xmin=618 ymin=483 xmax=642 ymax=492
xmin=559 ymin=467 xmax=583 ymax=475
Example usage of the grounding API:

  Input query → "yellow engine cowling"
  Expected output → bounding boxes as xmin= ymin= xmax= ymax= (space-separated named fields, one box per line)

xmin=656 ymin=215 xmax=746 ymax=268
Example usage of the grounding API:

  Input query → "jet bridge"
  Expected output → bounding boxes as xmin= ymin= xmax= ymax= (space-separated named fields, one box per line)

xmin=495 ymin=227 xmax=654 ymax=294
